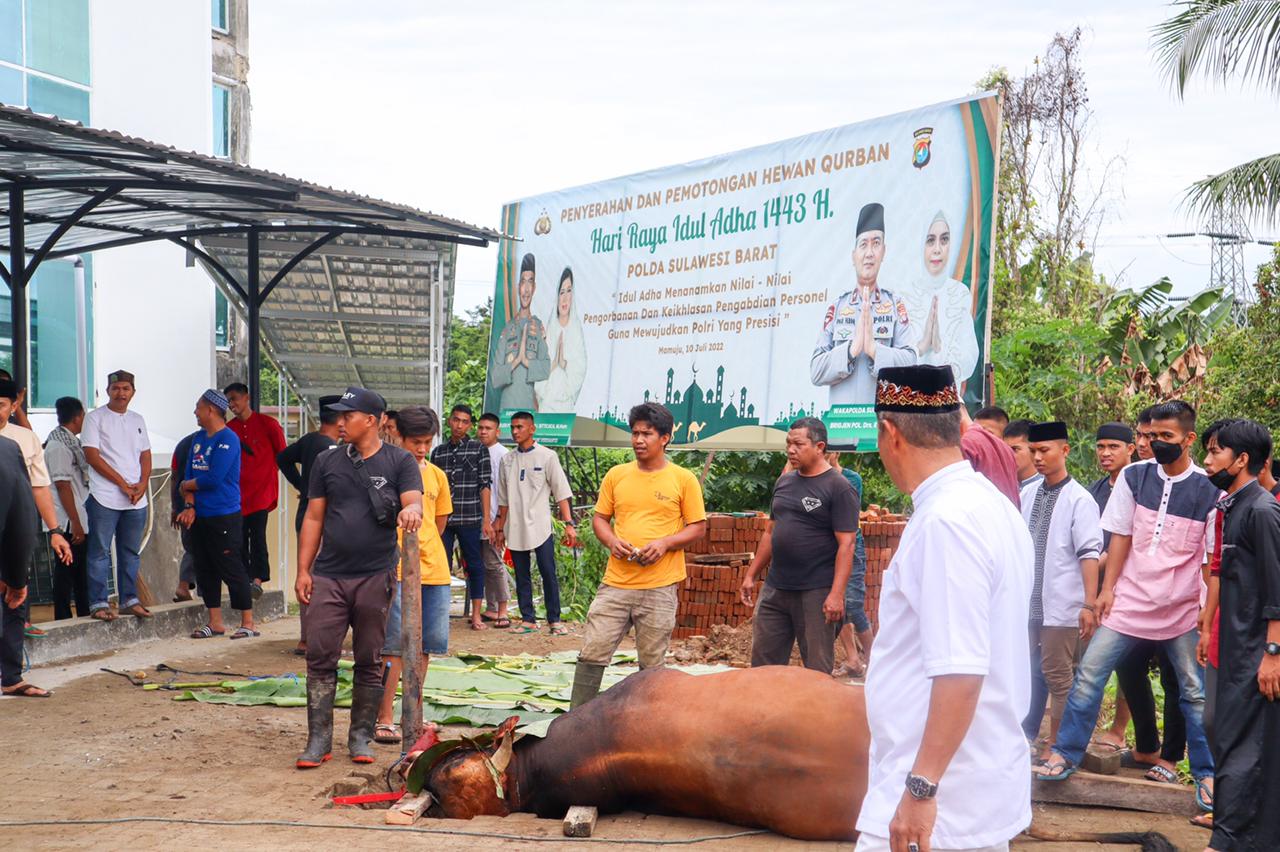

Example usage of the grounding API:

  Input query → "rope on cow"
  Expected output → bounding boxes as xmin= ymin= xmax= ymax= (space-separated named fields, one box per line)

xmin=0 ymin=816 xmax=770 ymax=844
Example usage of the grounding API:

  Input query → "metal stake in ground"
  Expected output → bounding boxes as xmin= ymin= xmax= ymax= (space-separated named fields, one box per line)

xmin=400 ymin=533 xmax=423 ymax=747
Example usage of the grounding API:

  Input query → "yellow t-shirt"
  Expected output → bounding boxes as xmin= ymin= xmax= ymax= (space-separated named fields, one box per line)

xmin=594 ymin=460 xmax=706 ymax=589
xmin=397 ymin=460 xmax=453 ymax=585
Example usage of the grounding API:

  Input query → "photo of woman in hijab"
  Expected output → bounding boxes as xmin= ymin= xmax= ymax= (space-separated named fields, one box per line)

xmin=897 ymin=211 xmax=980 ymax=389
xmin=534 ymin=266 xmax=587 ymax=412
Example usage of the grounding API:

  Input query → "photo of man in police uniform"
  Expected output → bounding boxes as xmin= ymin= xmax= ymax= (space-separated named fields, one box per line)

xmin=811 ymin=202 xmax=918 ymax=405
xmin=489 ymin=252 xmax=551 ymax=411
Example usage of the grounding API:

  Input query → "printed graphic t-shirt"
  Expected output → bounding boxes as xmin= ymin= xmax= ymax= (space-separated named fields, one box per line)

xmin=767 ymin=467 xmax=858 ymax=591
xmin=594 ymin=460 xmax=706 ymax=589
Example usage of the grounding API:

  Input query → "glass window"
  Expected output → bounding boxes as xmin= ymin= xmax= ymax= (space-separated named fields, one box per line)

xmin=212 ymin=83 xmax=230 ymax=157
xmin=28 ymin=74 xmax=89 ymax=123
xmin=215 ymin=288 xmax=229 ymax=349
xmin=30 ymin=258 xmax=93 ymax=408
xmin=0 ymin=65 xmax=22 ymax=106
xmin=25 ymin=0 xmax=90 ymax=86
xmin=0 ymin=283 xmax=12 ymax=377
xmin=0 ymin=0 xmax=21 ymax=65
xmin=211 ymin=0 xmax=228 ymax=31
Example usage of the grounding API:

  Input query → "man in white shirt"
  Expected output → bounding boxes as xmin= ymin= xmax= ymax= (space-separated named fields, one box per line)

xmin=477 ymin=412 xmax=511 ymax=628
xmin=44 ymin=396 xmax=92 ymax=619
xmin=859 ymin=365 xmax=1032 ymax=852
xmin=81 ymin=370 xmax=152 ymax=621
xmin=0 ymin=379 xmax=72 ymax=698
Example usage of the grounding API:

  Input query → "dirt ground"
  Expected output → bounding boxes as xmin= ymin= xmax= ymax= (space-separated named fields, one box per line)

xmin=2 ymin=616 xmax=1207 ymax=851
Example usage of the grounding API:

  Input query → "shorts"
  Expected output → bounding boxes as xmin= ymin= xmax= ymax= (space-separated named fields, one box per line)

xmin=843 ymin=533 xmax=870 ymax=633
xmin=381 ymin=582 xmax=451 ymax=656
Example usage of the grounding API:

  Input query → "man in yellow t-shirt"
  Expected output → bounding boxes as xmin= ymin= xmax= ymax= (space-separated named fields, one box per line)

xmin=572 ymin=402 xmax=707 ymax=708
xmin=376 ymin=406 xmax=453 ymax=743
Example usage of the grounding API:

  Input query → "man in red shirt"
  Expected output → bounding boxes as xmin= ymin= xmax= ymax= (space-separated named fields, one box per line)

xmin=959 ymin=405 xmax=1021 ymax=507
xmin=224 ymin=383 xmax=287 ymax=596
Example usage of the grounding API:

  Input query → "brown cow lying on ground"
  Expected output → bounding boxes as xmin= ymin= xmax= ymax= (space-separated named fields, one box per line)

xmin=401 ymin=665 xmax=1175 ymax=850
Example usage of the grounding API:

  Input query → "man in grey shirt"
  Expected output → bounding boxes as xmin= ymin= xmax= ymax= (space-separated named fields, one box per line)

xmin=493 ymin=411 xmax=576 ymax=635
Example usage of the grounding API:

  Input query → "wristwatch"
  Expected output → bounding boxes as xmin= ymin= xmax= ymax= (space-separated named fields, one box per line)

xmin=184 ymin=502 xmax=195 ymax=510
xmin=905 ymin=773 xmax=938 ymax=800
xmin=1266 ymin=642 xmax=1280 ymax=656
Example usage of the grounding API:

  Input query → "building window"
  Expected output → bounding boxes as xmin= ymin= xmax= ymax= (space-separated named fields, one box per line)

xmin=212 ymin=83 xmax=230 ymax=157
xmin=0 ymin=65 xmax=21 ymax=105
xmin=211 ymin=0 xmax=228 ymax=32
xmin=24 ymin=0 xmax=90 ymax=86
xmin=215 ymin=288 xmax=229 ymax=350
xmin=28 ymin=74 xmax=89 ymax=123
xmin=29 ymin=258 xmax=93 ymax=408
xmin=0 ymin=0 xmax=20 ymax=66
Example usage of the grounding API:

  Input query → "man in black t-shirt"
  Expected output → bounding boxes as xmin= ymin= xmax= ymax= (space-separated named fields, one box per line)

xmin=741 ymin=417 xmax=857 ymax=673
xmin=294 ymin=387 xmax=423 ymax=770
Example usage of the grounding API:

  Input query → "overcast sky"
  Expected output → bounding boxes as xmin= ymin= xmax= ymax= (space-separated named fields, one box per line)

xmin=249 ymin=0 xmax=1280 ymax=315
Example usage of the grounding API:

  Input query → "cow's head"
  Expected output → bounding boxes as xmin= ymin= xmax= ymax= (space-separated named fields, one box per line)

xmin=404 ymin=717 xmax=521 ymax=819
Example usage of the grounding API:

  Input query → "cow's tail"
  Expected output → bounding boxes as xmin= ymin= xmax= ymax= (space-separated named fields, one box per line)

xmin=1024 ymin=823 xmax=1178 ymax=852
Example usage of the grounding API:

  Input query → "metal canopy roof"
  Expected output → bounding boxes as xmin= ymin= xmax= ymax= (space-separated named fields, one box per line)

xmin=0 ymin=104 xmax=498 ymax=407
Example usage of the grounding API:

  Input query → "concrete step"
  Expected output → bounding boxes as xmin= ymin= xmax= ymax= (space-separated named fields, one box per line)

xmin=23 ymin=591 xmax=285 ymax=667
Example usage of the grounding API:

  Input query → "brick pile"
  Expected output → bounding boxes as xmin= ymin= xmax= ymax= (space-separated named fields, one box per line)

xmin=686 ymin=512 xmax=768 ymax=555
xmin=860 ymin=507 xmax=907 ymax=630
xmin=674 ymin=552 xmax=758 ymax=640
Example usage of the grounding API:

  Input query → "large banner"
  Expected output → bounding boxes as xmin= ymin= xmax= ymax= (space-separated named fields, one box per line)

xmin=485 ymin=93 xmax=1000 ymax=450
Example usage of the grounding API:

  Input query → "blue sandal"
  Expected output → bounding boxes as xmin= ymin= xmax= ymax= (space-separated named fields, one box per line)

xmin=1033 ymin=759 xmax=1077 ymax=782
xmin=1196 ymin=778 xmax=1214 ymax=813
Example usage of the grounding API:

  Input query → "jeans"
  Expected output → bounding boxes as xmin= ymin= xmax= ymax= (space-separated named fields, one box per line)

xmin=382 ymin=582 xmax=452 ymax=656
xmin=843 ymin=533 xmax=871 ymax=633
xmin=1052 ymin=625 xmax=1213 ymax=780
xmin=511 ymin=534 xmax=561 ymax=625
xmin=1 ymin=597 xmax=26 ymax=687
xmin=85 ymin=496 xmax=146 ymax=612
xmin=442 ymin=524 xmax=485 ymax=601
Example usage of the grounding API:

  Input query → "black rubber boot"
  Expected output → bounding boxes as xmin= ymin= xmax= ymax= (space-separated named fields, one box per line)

xmin=296 ymin=679 xmax=335 ymax=769
xmin=570 ymin=661 xmax=606 ymax=709
xmin=348 ymin=684 xmax=382 ymax=764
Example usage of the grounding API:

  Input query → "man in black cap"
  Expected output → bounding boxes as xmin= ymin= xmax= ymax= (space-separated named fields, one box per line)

xmin=293 ymin=387 xmax=423 ymax=769
xmin=490 ymin=252 xmax=551 ymax=411
xmin=1019 ymin=421 xmax=1103 ymax=763
xmin=277 ymin=395 xmax=343 ymax=654
xmin=811 ymin=202 xmax=918 ymax=406
xmin=858 ymin=365 xmax=1032 ymax=852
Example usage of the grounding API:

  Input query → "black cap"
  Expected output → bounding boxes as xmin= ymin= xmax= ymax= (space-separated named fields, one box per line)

xmin=1028 ymin=421 xmax=1069 ymax=443
xmin=318 ymin=394 xmax=341 ymax=413
xmin=521 ymin=253 xmax=535 ymax=275
xmin=0 ymin=379 xmax=17 ymax=401
xmin=856 ymin=202 xmax=885 ymax=237
xmin=874 ymin=365 xmax=960 ymax=414
xmin=328 ymin=386 xmax=385 ymax=416
xmin=1096 ymin=422 xmax=1133 ymax=443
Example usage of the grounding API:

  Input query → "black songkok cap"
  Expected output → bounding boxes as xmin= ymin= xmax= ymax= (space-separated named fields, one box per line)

xmin=856 ymin=202 xmax=885 ymax=237
xmin=1096 ymin=422 xmax=1133 ymax=443
xmin=520 ymin=253 xmax=536 ymax=275
xmin=874 ymin=365 xmax=960 ymax=414
xmin=1028 ymin=421 xmax=1069 ymax=443
xmin=318 ymin=394 xmax=341 ymax=413
xmin=0 ymin=379 xmax=17 ymax=401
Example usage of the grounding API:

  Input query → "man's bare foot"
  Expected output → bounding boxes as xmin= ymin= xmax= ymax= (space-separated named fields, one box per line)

xmin=1093 ymin=730 xmax=1126 ymax=749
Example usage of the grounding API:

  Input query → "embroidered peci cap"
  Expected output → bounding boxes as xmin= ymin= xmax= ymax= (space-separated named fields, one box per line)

xmin=200 ymin=388 xmax=229 ymax=414
xmin=107 ymin=369 xmax=136 ymax=387
xmin=874 ymin=365 xmax=960 ymax=414
xmin=1028 ymin=421 xmax=1069 ymax=443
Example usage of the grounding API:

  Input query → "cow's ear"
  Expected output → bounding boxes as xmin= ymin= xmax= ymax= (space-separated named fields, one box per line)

xmin=490 ymin=716 xmax=521 ymax=773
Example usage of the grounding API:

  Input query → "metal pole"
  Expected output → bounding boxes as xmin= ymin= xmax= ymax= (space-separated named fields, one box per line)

xmin=246 ymin=228 xmax=261 ymax=408
xmin=400 ymin=532 xmax=423 ymax=748
xmin=73 ymin=257 xmax=88 ymax=403
xmin=9 ymin=187 xmax=27 ymax=393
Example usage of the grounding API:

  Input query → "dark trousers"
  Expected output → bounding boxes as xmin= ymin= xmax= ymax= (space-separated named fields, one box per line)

xmin=192 ymin=513 xmax=253 ymax=612
xmin=0 ymin=597 xmax=26 ymax=688
xmin=442 ymin=524 xmax=485 ymax=601
xmin=1210 ymin=655 xmax=1280 ymax=849
xmin=53 ymin=537 xmax=90 ymax=620
xmin=241 ymin=509 xmax=270 ymax=582
xmin=750 ymin=584 xmax=839 ymax=673
xmin=511 ymin=534 xmax=561 ymax=625
xmin=1115 ymin=641 xmax=1186 ymax=760
xmin=305 ymin=571 xmax=392 ymax=689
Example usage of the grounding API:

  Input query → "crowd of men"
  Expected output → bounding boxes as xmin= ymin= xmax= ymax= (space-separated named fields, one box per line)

xmin=3 ymin=363 xmax=1276 ymax=851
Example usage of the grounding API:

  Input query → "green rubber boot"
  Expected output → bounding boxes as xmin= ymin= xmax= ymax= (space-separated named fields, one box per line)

xmin=348 ymin=684 xmax=382 ymax=764
xmin=296 ymin=679 xmax=335 ymax=769
xmin=570 ymin=661 xmax=607 ymax=710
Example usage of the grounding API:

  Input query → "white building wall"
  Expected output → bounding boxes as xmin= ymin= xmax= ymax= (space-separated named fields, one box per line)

xmin=33 ymin=0 xmax=217 ymax=450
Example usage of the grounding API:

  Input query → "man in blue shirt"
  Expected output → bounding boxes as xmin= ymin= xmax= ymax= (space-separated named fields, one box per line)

xmin=176 ymin=389 xmax=257 ymax=639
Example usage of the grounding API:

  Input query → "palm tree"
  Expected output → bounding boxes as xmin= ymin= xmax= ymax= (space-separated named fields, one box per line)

xmin=1153 ymin=1 xmax=1280 ymax=222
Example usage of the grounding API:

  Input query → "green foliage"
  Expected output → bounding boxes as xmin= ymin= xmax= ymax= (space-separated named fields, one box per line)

xmin=552 ymin=520 xmax=608 ymax=622
xmin=445 ymin=301 xmax=493 ymax=415
xmin=1201 ymin=246 xmax=1280 ymax=431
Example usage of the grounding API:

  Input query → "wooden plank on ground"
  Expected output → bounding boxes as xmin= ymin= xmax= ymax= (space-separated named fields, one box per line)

xmin=385 ymin=792 xmax=433 ymax=825
xmin=563 ymin=805 xmax=599 ymax=837
xmin=1032 ymin=770 xmax=1198 ymax=817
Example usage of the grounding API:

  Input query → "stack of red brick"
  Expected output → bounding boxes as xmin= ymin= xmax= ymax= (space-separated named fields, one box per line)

xmin=673 ymin=553 xmax=759 ymax=639
xmin=860 ymin=510 xmax=907 ymax=631
xmin=686 ymin=513 xmax=768 ymax=555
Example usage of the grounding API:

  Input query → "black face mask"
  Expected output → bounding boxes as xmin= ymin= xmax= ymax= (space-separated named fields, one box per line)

xmin=1150 ymin=440 xmax=1183 ymax=466
xmin=1208 ymin=466 xmax=1238 ymax=492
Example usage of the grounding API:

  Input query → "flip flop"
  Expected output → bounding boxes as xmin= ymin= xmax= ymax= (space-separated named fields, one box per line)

xmin=491 ymin=618 xmax=512 ymax=629
xmin=24 ymin=623 xmax=46 ymax=638
xmin=1088 ymin=738 xmax=1127 ymax=754
xmin=1196 ymin=779 xmax=1214 ymax=812
xmin=229 ymin=627 xmax=261 ymax=639
xmin=1190 ymin=813 xmax=1214 ymax=830
xmin=480 ymin=612 xmax=502 ymax=622
xmin=469 ymin=621 xmax=489 ymax=631
xmin=374 ymin=723 xmax=402 ymax=744
xmin=1144 ymin=764 xmax=1179 ymax=785
xmin=1120 ymin=751 xmax=1155 ymax=769
xmin=2 ymin=682 xmax=52 ymax=698
xmin=126 ymin=604 xmax=153 ymax=619
xmin=1033 ymin=760 xmax=1077 ymax=782
xmin=91 ymin=609 xmax=117 ymax=622
xmin=509 ymin=624 xmax=539 ymax=634
xmin=191 ymin=625 xmax=226 ymax=639
xmin=548 ymin=623 xmax=569 ymax=636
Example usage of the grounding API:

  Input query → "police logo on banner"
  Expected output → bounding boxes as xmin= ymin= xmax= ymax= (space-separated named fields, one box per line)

xmin=912 ymin=127 xmax=933 ymax=169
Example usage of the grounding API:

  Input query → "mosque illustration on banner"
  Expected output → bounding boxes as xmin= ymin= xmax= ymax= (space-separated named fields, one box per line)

xmin=595 ymin=365 xmax=812 ymax=443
